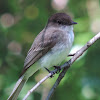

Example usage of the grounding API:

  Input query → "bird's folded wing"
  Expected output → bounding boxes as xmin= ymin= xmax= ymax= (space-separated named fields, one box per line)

xmin=21 ymin=29 xmax=63 ymax=75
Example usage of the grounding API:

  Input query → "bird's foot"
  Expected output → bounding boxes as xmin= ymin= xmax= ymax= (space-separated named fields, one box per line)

xmin=53 ymin=66 xmax=61 ymax=74
xmin=44 ymin=67 xmax=55 ymax=78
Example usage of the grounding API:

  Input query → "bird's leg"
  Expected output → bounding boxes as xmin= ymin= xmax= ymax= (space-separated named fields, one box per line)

xmin=44 ymin=67 xmax=55 ymax=78
xmin=53 ymin=66 xmax=61 ymax=74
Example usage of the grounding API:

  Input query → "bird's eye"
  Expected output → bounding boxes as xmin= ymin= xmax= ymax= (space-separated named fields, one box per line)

xmin=57 ymin=20 xmax=61 ymax=24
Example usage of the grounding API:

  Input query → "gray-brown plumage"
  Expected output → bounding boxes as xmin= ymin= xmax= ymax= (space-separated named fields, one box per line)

xmin=22 ymin=13 xmax=77 ymax=75
xmin=23 ymin=28 xmax=64 ymax=74
xmin=8 ymin=13 xmax=77 ymax=100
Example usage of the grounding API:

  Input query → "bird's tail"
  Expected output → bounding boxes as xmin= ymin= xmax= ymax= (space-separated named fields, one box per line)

xmin=7 ymin=75 xmax=27 ymax=100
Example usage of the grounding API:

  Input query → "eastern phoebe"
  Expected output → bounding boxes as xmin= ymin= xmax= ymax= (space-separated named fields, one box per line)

xmin=8 ymin=13 xmax=77 ymax=100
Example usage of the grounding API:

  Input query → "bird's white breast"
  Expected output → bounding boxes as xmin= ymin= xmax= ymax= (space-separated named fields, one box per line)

xmin=39 ymin=26 xmax=74 ymax=68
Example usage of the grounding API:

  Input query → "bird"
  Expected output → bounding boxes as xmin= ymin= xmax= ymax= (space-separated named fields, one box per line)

xmin=8 ymin=13 xmax=77 ymax=100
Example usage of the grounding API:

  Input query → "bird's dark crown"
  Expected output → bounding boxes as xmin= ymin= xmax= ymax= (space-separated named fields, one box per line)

xmin=48 ymin=13 xmax=77 ymax=26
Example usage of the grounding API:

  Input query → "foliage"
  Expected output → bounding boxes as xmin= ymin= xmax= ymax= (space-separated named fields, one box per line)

xmin=0 ymin=0 xmax=100 ymax=100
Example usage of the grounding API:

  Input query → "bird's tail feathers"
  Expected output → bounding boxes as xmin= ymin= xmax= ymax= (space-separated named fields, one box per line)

xmin=7 ymin=75 xmax=27 ymax=100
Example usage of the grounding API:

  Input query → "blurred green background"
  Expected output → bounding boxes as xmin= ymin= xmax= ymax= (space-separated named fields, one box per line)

xmin=0 ymin=0 xmax=100 ymax=100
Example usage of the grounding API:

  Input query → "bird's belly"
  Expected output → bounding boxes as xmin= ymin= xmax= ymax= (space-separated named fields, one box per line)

xmin=39 ymin=46 xmax=71 ymax=68
xmin=24 ymin=48 xmax=68 ymax=79
xmin=39 ymin=30 xmax=74 ymax=69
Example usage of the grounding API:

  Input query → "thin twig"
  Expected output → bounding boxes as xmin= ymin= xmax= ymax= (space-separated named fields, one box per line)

xmin=23 ymin=73 xmax=51 ymax=100
xmin=23 ymin=32 xmax=100 ymax=100
xmin=23 ymin=69 xmax=58 ymax=100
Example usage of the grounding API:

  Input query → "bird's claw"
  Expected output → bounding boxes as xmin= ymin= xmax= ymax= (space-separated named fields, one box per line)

xmin=44 ymin=67 xmax=55 ymax=78
xmin=53 ymin=66 xmax=61 ymax=74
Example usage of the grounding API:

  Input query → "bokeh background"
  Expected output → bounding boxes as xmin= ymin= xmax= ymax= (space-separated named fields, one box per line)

xmin=0 ymin=0 xmax=100 ymax=100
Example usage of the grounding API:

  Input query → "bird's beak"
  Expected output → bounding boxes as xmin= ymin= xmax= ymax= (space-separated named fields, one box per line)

xmin=71 ymin=21 xmax=77 ymax=25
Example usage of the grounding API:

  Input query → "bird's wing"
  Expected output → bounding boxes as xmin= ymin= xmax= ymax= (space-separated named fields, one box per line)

xmin=21 ymin=29 xmax=64 ymax=75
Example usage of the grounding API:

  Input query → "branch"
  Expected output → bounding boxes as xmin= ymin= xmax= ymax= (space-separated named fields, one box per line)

xmin=46 ymin=32 xmax=100 ymax=100
xmin=23 ymin=32 xmax=100 ymax=100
